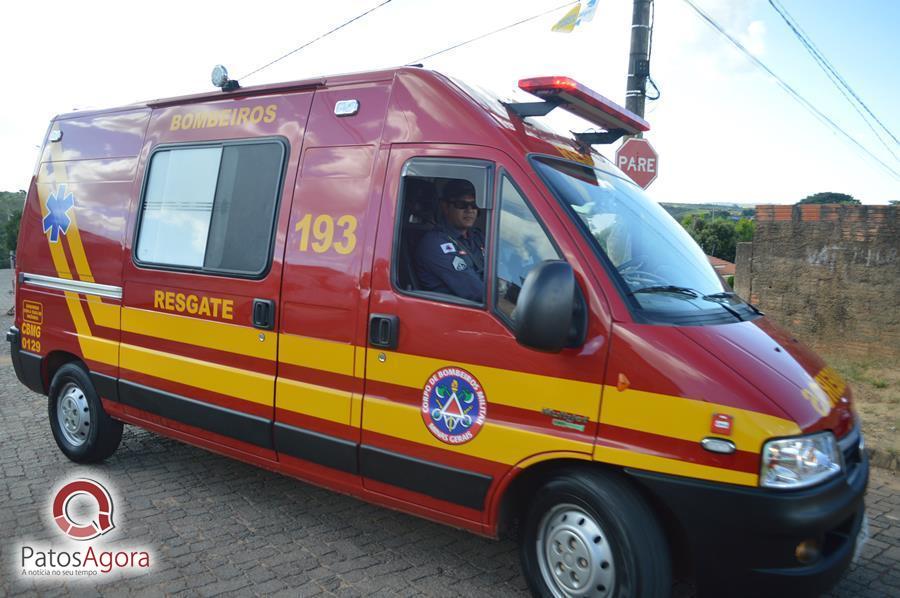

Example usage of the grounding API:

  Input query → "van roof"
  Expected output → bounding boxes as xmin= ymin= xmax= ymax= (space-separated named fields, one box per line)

xmin=52 ymin=66 xmax=415 ymax=120
xmin=51 ymin=66 xmax=611 ymax=171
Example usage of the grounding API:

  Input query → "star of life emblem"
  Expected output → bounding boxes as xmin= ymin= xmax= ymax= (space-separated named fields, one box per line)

xmin=421 ymin=367 xmax=486 ymax=445
xmin=43 ymin=184 xmax=75 ymax=243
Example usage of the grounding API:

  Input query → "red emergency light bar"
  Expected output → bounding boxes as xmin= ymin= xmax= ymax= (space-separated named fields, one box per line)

xmin=508 ymin=76 xmax=650 ymax=145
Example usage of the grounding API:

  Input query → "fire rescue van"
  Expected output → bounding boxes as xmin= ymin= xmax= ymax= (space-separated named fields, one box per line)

xmin=10 ymin=66 xmax=867 ymax=597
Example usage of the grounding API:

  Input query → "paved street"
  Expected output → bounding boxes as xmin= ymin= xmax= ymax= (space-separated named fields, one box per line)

xmin=0 ymin=279 xmax=898 ymax=597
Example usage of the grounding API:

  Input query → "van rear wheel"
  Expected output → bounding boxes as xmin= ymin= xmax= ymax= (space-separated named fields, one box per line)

xmin=48 ymin=363 xmax=123 ymax=463
xmin=520 ymin=469 xmax=671 ymax=597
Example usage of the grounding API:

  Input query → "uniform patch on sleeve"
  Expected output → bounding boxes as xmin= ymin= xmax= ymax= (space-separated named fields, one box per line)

xmin=440 ymin=243 xmax=456 ymax=254
xmin=452 ymin=256 xmax=467 ymax=271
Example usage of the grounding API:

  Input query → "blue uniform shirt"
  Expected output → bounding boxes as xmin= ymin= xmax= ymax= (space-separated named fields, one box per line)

xmin=414 ymin=224 xmax=485 ymax=302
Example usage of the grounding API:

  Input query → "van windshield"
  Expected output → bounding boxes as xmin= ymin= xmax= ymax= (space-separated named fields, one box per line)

xmin=532 ymin=155 xmax=752 ymax=324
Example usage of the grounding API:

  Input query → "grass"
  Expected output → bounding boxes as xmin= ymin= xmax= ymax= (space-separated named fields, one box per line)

xmin=820 ymin=351 xmax=899 ymax=457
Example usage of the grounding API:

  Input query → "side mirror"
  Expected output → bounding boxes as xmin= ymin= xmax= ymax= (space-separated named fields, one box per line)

xmin=513 ymin=260 xmax=583 ymax=353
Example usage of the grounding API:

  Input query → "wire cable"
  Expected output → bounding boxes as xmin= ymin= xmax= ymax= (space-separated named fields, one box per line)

xmin=645 ymin=0 xmax=661 ymax=101
xmin=240 ymin=0 xmax=393 ymax=81
xmin=411 ymin=1 xmax=578 ymax=64
xmin=681 ymin=0 xmax=900 ymax=181
xmin=768 ymin=0 xmax=898 ymax=160
xmin=770 ymin=0 xmax=897 ymax=146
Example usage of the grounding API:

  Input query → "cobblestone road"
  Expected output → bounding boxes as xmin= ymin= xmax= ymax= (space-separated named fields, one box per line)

xmin=0 ymin=289 xmax=897 ymax=597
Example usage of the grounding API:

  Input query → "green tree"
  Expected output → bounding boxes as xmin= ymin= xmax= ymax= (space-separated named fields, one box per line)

xmin=734 ymin=217 xmax=755 ymax=242
xmin=797 ymin=192 xmax=860 ymax=205
xmin=5 ymin=208 xmax=21 ymax=253
xmin=0 ymin=191 xmax=26 ymax=267
xmin=695 ymin=219 xmax=738 ymax=262
xmin=680 ymin=213 xmax=706 ymax=235
xmin=679 ymin=215 xmax=740 ymax=262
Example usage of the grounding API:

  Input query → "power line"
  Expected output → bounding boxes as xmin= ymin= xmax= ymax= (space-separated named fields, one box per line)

xmin=645 ymin=0 xmax=660 ymax=101
xmin=240 ymin=0 xmax=393 ymax=81
xmin=680 ymin=0 xmax=900 ymax=181
xmin=768 ymin=0 xmax=898 ymax=149
xmin=411 ymin=1 xmax=578 ymax=64
xmin=768 ymin=0 xmax=898 ymax=162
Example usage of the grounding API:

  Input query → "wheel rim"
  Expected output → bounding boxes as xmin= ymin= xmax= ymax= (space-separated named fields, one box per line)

xmin=57 ymin=382 xmax=91 ymax=447
xmin=536 ymin=503 xmax=616 ymax=597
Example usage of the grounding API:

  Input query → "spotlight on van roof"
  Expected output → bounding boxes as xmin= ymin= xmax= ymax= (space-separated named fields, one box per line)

xmin=211 ymin=65 xmax=240 ymax=91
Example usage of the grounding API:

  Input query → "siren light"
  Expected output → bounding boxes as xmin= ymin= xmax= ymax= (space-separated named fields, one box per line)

xmin=507 ymin=76 xmax=649 ymax=145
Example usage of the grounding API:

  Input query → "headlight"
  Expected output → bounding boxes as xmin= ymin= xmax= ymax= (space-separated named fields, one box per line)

xmin=760 ymin=432 xmax=842 ymax=489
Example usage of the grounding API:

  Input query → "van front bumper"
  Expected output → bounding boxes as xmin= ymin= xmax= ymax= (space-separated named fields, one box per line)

xmin=626 ymin=429 xmax=868 ymax=598
xmin=7 ymin=326 xmax=44 ymax=394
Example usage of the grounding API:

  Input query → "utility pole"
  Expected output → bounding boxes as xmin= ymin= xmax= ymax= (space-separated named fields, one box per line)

xmin=625 ymin=0 xmax=653 ymax=131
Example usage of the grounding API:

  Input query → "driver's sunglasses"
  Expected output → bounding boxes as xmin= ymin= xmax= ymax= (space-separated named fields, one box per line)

xmin=448 ymin=200 xmax=479 ymax=210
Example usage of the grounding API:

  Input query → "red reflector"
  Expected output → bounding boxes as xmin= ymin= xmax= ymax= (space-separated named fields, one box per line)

xmin=518 ymin=76 xmax=650 ymax=135
xmin=711 ymin=413 xmax=733 ymax=436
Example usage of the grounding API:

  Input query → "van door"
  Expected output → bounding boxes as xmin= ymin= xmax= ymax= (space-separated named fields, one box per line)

xmin=119 ymin=94 xmax=312 ymax=459
xmin=271 ymin=79 xmax=393 ymax=491
xmin=272 ymin=143 xmax=386 ymax=491
xmin=360 ymin=146 xmax=609 ymax=526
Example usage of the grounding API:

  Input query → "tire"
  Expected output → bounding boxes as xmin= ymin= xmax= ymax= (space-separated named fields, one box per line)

xmin=48 ymin=363 xmax=123 ymax=463
xmin=520 ymin=468 xmax=671 ymax=598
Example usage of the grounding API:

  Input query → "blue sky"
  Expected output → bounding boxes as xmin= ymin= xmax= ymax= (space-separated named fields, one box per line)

xmin=1 ymin=0 xmax=897 ymax=204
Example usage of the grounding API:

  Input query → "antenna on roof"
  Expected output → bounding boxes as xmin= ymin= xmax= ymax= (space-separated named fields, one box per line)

xmin=211 ymin=65 xmax=240 ymax=92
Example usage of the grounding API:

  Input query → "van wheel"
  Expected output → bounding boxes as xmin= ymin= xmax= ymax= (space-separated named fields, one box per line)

xmin=48 ymin=363 xmax=123 ymax=463
xmin=520 ymin=469 xmax=671 ymax=598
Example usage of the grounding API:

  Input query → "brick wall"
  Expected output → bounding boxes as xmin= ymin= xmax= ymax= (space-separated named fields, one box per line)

xmin=734 ymin=204 xmax=899 ymax=356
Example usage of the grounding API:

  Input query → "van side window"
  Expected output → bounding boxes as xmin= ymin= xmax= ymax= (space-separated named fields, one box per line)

xmin=495 ymin=175 xmax=561 ymax=321
xmin=393 ymin=158 xmax=493 ymax=305
xmin=136 ymin=141 xmax=284 ymax=276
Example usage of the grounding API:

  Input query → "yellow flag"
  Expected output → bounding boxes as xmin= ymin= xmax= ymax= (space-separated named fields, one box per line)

xmin=552 ymin=4 xmax=581 ymax=33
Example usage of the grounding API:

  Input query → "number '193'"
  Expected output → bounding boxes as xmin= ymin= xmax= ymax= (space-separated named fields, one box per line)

xmin=295 ymin=214 xmax=357 ymax=255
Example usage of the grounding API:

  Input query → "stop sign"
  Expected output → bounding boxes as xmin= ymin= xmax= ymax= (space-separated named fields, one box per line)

xmin=615 ymin=138 xmax=658 ymax=189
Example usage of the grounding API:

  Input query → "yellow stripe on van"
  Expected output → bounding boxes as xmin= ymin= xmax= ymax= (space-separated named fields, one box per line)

xmin=362 ymin=397 xmax=594 ymax=465
xmin=594 ymin=444 xmax=759 ymax=487
xmin=276 ymin=378 xmax=352 ymax=425
xmin=279 ymin=334 xmax=356 ymax=377
xmin=85 ymin=296 xmax=120 ymax=330
xmin=64 ymin=212 xmax=95 ymax=283
xmin=366 ymin=350 xmax=601 ymax=419
xmin=120 ymin=343 xmax=273 ymax=406
xmin=61 ymin=291 xmax=117 ymax=366
xmin=600 ymin=388 xmax=801 ymax=453
xmin=122 ymin=307 xmax=276 ymax=361
xmin=65 ymin=225 xmax=95 ymax=283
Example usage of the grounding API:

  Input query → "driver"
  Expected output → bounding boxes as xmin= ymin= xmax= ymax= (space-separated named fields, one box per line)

xmin=414 ymin=179 xmax=485 ymax=302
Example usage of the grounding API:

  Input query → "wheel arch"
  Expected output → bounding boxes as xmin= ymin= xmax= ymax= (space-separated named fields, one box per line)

xmin=490 ymin=453 xmax=597 ymax=538
xmin=41 ymin=350 xmax=86 ymax=394
xmin=491 ymin=454 xmax=691 ymax=574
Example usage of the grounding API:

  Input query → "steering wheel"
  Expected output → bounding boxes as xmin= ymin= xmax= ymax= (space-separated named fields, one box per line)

xmin=616 ymin=255 xmax=668 ymax=288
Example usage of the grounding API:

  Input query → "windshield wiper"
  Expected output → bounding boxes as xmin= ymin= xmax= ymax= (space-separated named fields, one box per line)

xmin=704 ymin=291 xmax=735 ymax=300
xmin=631 ymin=285 xmax=745 ymax=321
xmin=705 ymin=291 xmax=764 ymax=315
xmin=631 ymin=285 xmax=699 ymax=297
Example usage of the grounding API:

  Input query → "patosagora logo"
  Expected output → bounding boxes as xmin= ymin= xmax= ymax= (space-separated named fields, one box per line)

xmin=16 ymin=477 xmax=152 ymax=580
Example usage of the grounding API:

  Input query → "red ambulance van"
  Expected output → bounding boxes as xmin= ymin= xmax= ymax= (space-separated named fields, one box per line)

xmin=9 ymin=66 xmax=867 ymax=597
